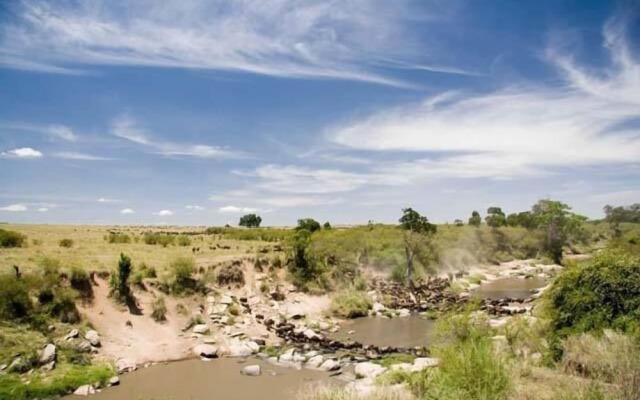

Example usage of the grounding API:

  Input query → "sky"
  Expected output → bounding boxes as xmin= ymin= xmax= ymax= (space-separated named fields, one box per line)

xmin=0 ymin=0 xmax=639 ymax=226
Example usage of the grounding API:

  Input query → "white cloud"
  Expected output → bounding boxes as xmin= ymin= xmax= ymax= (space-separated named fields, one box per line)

xmin=0 ymin=204 xmax=28 ymax=212
xmin=98 ymin=198 xmax=122 ymax=203
xmin=154 ymin=210 xmax=174 ymax=216
xmin=0 ymin=0 xmax=430 ymax=86
xmin=218 ymin=205 xmax=260 ymax=214
xmin=185 ymin=205 xmax=204 ymax=211
xmin=1 ymin=147 xmax=43 ymax=158
xmin=54 ymin=152 xmax=111 ymax=161
xmin=120 ymin=208 xmax=135 ymax=214
xmin=111 ymin=115 xmax=243 ymax=159
xmin=327 ymin=18 xmax=640 ymax=180
xmin=37 ymin=207 xmax=48 ymax=212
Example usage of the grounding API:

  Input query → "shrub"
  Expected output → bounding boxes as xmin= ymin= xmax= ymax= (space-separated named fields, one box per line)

xmin=0 ymin=276 xmax=33 ymax=320
xmin=48 ymin=287 xmax=80 ymax=324
xmin=110 ymin=253 xmax=132 ymax=302
xmin=143 ymin=233 xmax=175 ymax=247
xmin=0 ymin=228 xmax=27 ymax=248
xmin=107 ymin=233 xmax=131 ymax=244
xmin=69 ymin=267 xmax=93 ymax=300
xmin=58 ymin=238 xmax=74 ymax=248
xmin=169 ymin=257 xmax=198 ymax=294
xmin=151 ymin=296 xmax=167 ymax=322
xmin=216 ymin=263 xmax=245 ymax=287
xmin=546 ymin=251 xmax=640 ymax=356
xmin=330 ymin=290 xmax=372 ymax=318
xmin=176 ymin=235 xmax=191 ymax=246
xmin=407 ymin=314 xmax=511 ymax=400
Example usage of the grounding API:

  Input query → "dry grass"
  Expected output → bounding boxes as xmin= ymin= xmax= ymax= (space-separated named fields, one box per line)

xmin=0 ymin=224 xmax=272 ymax=275
xmin=298 ymin=384 xmax=414 ymax=400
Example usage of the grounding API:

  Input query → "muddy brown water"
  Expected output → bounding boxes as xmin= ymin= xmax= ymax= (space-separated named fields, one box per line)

xmin=475 ymin=277 xmax=546 ymax=300
xmin=68 ymin=358 xmax=330 ymax=400
xmin=330 ymin=315 xmax=437 ymax=348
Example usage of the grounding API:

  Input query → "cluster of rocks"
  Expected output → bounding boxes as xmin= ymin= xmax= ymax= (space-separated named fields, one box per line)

xmin=73 ymin=376 xmax=120 ymax=396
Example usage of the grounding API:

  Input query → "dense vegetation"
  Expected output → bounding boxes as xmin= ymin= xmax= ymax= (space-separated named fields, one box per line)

xmin=0 ymin=228 xmax=27 ymax=248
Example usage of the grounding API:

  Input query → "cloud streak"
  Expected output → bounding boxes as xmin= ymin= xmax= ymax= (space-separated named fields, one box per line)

xmin=112 ymin=115 xmax=243 ymax=159
xmin=0 ymin=0 xmax=433 ymax=86
xmin=0 ymin=204 xmax=28 ymax=211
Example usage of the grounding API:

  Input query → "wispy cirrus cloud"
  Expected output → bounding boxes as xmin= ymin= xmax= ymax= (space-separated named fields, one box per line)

xmin=185 ymin=205 xmax=204 ymax=211
xmin=98 ymin=197 xmax=123 ymax=203
xmin=1 ymin=147 xmax=43 ymax=158
xmin=54 ymin=152 xmax=112 ymax=161
xmin=111 ymin=115 xmax=243 ymax=159
xmin=0 ymin=0 xmax=454 ymax=87
xmin=326 ymin=16 xmax=640 ymax=179
xmin=1 ymin=122 xmax=78 ymax=141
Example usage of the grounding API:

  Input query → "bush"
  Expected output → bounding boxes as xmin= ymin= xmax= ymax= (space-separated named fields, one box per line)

xmin=58 ymin=238 xmax=74 ymax=248
xmin=407 ymin=314 xmax=511 ymax=400
xmin=151 ymin=296 xmax=167 ymax=323
xmin=330 ymin=290 xmax=372 ymax=318
xmin=216 ymin=263 xmax=245 ymax=287
xmin=110 ymin=253 xmax=132 ymax=303
xmin=48 ymin=287 xmax=80 ymax=324
xmin=176 ymin=235 xmax=191 ymax=246
xmin=546 ymin=251 xmax=640 ymax=355
xmin=69 ymin=267 xmax=93 ymax=300
xmin=0 ymin=276 xmax=33 ymax=320
xmin=0 ymin=228 xmax=27 ymax=248
xmin=169 ymin=257 xmax=198 ymax=294
xmin=107 ymin=233 xmax=131 ymax=243
xmin=143 ymin=233 xmax=175 ymax=247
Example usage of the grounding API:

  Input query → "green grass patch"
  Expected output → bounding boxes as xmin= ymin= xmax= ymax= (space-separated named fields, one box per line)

xmin=329 ymin=290 xmax=372 ymax=318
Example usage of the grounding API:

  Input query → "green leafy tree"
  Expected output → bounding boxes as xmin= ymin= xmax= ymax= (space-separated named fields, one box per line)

xmin=323 ymin=221 xmax=332 ymax=230
xmin=399 ymin=208 xmax=437 ymax=284
xmin=531 ymin=200 xmax=586 ymax=264
xmin=468 ymin=211 xmax=482 ymax=227
xmin=239 ymin=213 xmax=262 ymax=228
xmin=296 ymin=218 xmax=321 ymax=233
xmin=506 ymin=211 xmax=536 ymax=229
xmin=485 ymin=207 xmax=506 ymax=228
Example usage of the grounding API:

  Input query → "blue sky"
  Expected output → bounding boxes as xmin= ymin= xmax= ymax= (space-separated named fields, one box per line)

xmin=0 ymin=0 xmax=639 ymax=226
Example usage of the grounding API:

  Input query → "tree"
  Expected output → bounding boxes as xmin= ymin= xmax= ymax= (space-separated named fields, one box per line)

xmin=399 ymin=208 xmax=437 ymax=284
xmin=468 ymin=211 xmax=482 ymax=227
xmin=485 ymin=207 xmax=506 ymax=228
xmin=110 ymin=253 xmax=132 ymax=302
xmin=239 ymin=214 xmax=262 ymax=228
xmin=323 ymin=221 xmax=332 ymax=230
xmin=506 ymin=211 xmax=536 ymax=229
xmin=531 ymin=200 xmax=586 ymax=264
xmin=296 ymin=218 xmax=321 ymax=233
xmin=453 ymin=219 xmax=464 ymax=227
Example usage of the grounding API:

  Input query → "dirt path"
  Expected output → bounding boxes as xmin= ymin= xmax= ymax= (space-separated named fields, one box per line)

xmin=81 ymin=278 xmax=195 ymax=365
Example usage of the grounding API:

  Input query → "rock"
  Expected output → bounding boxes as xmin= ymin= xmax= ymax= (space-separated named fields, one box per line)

xmin=220 ymin=295 xmax=233 ymax=305
xmin=65 ymin=329 xmax=79 ymax=341
xmin=355 ymin=362 xmax=386 ymax=379
xmin=306 ymin=355 xmax=324 ymax=369
xmin=0 ymin=364 xmax=7 ymax=371
xmin=319 ymin=359 xmax=340 ymax=372
xmin=372 ymin=302 xmax=386 ymax=313
xmin=116 ymin=358 xmax=137 ymax=374
xmin=285 ymin=304 xmax=306 ymax=320
xmin=412 ymin=358 xmax=440 ymax=370
xmin=84 ymin=330 xmax=101 ymax=347
xmin=193 ymin=344 xmax=218 ymax=359
xmin=40 ymin=344 xmax=56 ymax=364
xmin=192 ymin=324 xmax=210 ymax=334
xmin=240 ymin=365 xmax=261 ymax=376
xmin=246 ymin=341 xmax=261 ymax=353
xmin=41 ymin=361 xmax=55 ymax=372
xmin=303 ymin=328 xmax=319 ymax=340
xmin=248 ymin=296 xmax=261 ymax=306
xmin=73 ymin=385 xmax=95 ymax=396
xmin=279 ymin=348 xmax=296 ymax=362
xmin=206 ymin=296 xmax=216 ymax=304
xmin=225 ymin=341 xmax=254 ymax=357
xmin=76 ymin=341 xmax=92 ymax=353
xmin=108 ymin=376 xmax=120 ymax=386
xmin=398 ymin=309 xmax=411 ymax=318
xmin=489 ymin=318 xmax=510 ymax=329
